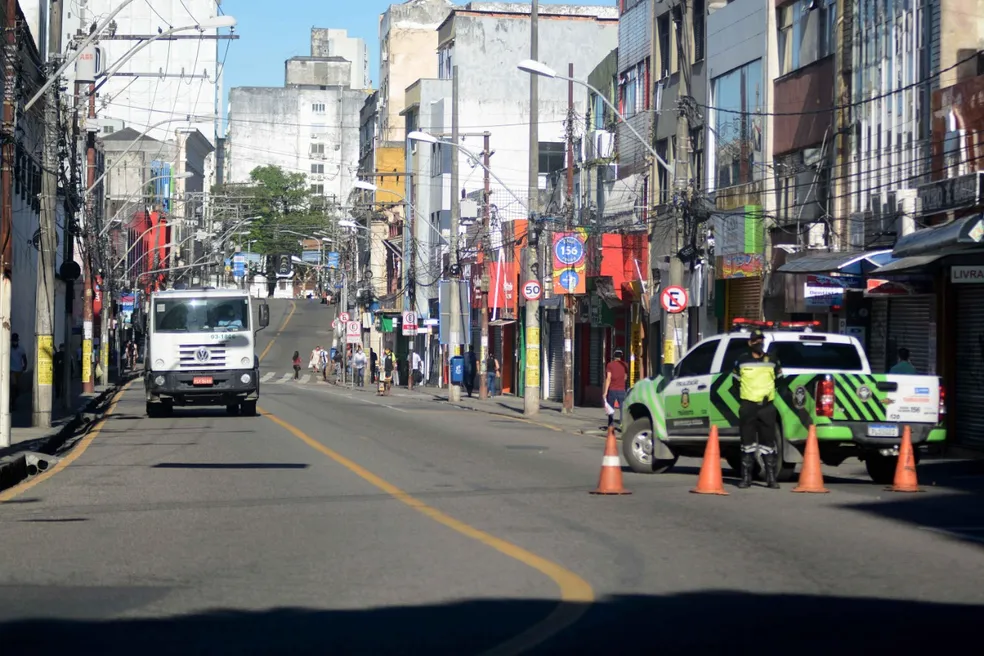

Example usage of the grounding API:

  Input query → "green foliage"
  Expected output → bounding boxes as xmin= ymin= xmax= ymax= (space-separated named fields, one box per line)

xmin=215 ymin=165 xmax=333 ymax=256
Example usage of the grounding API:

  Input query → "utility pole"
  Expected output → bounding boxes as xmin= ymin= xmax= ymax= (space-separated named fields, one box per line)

xmin=82 ymin=88 xmax=97 ymax=394
xmin=34 ymin=0 xmax=64 ymax=427
xmin=448 ymin=65 xmax=463 ymax=402
xmin=663 ymin=0 xmax=693 ymax=375
xmin=479 ymin=132 xmax=491 ymax=400
xmin=831 ymin=0 xmax=852 ymax=252
xmin=0 ymin=0 xmax=18 ymax=447
xmin=524 ymin=0 xmax=541 ymax=416
xmin=562 ymin=63 xmax=575 ymax=414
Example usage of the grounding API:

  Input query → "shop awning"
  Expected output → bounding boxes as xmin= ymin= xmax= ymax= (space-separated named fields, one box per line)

xmin=869 ymin=254 xmax=946 ymax=275
xmin=776 ymin=249 xmax=893 ymax=275
xmin=892 ymin=214 xmax=984 ymax=258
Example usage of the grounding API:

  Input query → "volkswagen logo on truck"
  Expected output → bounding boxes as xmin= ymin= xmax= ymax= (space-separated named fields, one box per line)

xmin=196 ymin=347 xmax=209 ymax=363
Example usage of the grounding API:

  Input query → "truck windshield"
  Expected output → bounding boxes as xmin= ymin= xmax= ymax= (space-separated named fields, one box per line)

xmin=154 ymin=297 xmax=250 ymax=333
xmin=768 ymin=342 xmax=863 ymax=371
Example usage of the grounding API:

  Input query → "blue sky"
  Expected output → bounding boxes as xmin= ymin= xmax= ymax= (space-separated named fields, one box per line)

xmin=220 ymin=1 xmax=613 ymax=104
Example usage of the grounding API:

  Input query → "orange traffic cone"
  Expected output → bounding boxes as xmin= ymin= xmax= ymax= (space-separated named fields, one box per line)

xmin=691 ymin=425 xmax=729 ymax=495
xmin=793 ymin=424 xmax=829 ymax=493
xmin=888 ymin=425 xmax=921 ymax=493
xmin=590 ymin=427 xmax=631 ymax=495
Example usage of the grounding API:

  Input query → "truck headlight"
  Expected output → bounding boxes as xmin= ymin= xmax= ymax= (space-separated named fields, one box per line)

xmin=154 ymin=359 xmax=165 ymax=369
xmin=241 ymin=357 xmax=251 ymax=366
xmin=154 ymin=375 xmax=165 ymax=386
xmin=240 ymin=373 xmax=251 ymax=384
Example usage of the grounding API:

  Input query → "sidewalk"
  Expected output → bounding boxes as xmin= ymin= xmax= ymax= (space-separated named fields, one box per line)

xmin=329 ymin=376 xmax=613 ymax=436
xmin=0 ymin=376 xmax=125 ymax=492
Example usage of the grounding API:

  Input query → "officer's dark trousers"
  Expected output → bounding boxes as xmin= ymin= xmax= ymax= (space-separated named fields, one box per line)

xmin=739 ymin=400 xmax=777 ymax=455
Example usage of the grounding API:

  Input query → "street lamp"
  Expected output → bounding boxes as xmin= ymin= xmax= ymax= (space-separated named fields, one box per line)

xmin=516 ymin=59 xmax=672 ymax=175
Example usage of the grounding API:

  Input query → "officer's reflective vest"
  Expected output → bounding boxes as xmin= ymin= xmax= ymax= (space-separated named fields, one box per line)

xmin=734 ymin=356 xmax=779 ymax=403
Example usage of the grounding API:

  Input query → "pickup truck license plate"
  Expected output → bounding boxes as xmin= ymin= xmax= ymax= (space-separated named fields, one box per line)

xmin=192 ymin=376 xmax=213 ymax=386
xmin=868 ymin=424 xmax=899 ymax=437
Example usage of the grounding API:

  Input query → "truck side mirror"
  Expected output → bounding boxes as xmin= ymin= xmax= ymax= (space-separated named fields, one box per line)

xmin=258 ymin=304 xmax=270 ymax=328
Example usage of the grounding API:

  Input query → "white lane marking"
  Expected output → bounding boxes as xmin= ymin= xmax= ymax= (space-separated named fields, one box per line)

xmin=384 ymin=405 xmax=408 ymax=413
xmin=299 ymin=374 xmax=311 ymax=384
xmin=292 ymin=383 xmax=412 ymax=413
xmin=260 ymin=372 xmax=276 ymax=383
xmin=277 ymin=374 xmax=292 ymax=384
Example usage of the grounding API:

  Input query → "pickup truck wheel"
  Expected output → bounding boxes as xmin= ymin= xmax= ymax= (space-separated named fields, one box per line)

xmin=622 ymin=417 xmax=677 ymax=474
xmin=240 ymin=400 xmax=258 ymax=417
xmin=755 ymin=425 xmax=797 ymax=482
xmin=146 ymin=402 xmax=161 ymax=418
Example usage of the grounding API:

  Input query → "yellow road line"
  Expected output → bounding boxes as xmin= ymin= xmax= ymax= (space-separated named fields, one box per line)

xmin=258 ymin=300 xmax=296 ymax=362
xmin=261 ymin=409 xmax=594 ymax=656
xmin=0 ymin=380 xmax=134 ymax=503
xmin=262 ymin=300 xmax=593 ymax=653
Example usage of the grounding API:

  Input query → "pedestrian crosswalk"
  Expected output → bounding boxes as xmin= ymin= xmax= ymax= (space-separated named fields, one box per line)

xmin=260 ymin=371 xmax=322 ymax=385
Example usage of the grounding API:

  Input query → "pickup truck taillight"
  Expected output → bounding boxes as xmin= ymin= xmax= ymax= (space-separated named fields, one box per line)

xmin=816 ymin=375 xmax=835 ymax=418
xmin=939 ymin=385 xmax=946 ymax=424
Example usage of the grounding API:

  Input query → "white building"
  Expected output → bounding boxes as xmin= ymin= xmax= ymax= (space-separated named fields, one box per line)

xmin=312 ymin=28 xmax=370 ymax=90
xmin=48 ymin=0 xmax=228 ymax=149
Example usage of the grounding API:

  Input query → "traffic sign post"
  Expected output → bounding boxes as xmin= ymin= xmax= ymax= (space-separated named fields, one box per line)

xmin=346 ymin=320 xmax=362 ymax=344
xmin=339 ymin=311 xmax=350 ymax=323
xmin=660 ymin=285 xmax=689 ymax=314
xmin=402 ymin=311 xmax=418 ymax=336
xmin=522 ymin=281 xmax=542 ymax=301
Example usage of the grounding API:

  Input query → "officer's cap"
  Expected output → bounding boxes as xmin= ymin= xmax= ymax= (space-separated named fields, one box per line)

xmin=749 ymin=329 xmax=765 ymax=341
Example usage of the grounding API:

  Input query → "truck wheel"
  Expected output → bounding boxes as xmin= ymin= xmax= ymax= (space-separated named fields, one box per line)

xmin=146 ymin=402 xmax=161 ymax=418
xmin=240 ymin=400 xmax=258 ymax=417
xmin=622 ymin=417 xmax=677 ymax=474
xmin=756 ymin=426 xmax=798 ymax=482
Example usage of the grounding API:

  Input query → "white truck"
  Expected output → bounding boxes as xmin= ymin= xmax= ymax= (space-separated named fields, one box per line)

xmin=144 ymin=288 xmax=270 ymax=417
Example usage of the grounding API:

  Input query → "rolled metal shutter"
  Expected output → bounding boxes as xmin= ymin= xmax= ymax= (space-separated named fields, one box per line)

xmin=548 ymin=319 xmax=565 ymax=401
xmin=726 ymin=278 xmax=762 ymax=324
xmin=886 ymin=296 xmax=933 ymax=374
xmin=589 ymin=327 xmax=605 ymax=388
xmin=868 ymin=299 xmax=889 ymax=373
xmin=956 ymin=286 xmax=984 ymax=448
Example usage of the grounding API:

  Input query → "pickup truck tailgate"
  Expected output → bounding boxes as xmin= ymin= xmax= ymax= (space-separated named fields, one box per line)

xmin=879 ymin=375 xmax=941 ymax=425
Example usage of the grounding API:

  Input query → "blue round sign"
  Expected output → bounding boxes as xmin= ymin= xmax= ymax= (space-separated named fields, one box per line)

xmin=554 ymin=236 xmax=584 ymax=266
xmin=559 ymin=270 xmax=580 ymax=292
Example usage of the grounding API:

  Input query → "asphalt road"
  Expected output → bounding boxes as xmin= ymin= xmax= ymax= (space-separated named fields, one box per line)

xmin=1 ymin=298 xmax=983 ymax=655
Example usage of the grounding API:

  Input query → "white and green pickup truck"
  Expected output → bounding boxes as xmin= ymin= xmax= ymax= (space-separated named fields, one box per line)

xmin=620 ymin=322 xmax=946 ymax=483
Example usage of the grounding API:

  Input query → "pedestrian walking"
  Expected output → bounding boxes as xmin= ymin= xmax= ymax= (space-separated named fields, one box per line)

xmin=369 ymin=348 xmax=378 ymax=384
xmin=486 ymin=353 xmax=500 ymax=398
xmin=292 ymin=351 xmax=302 ymax=380
xmin=733 ymin=329 xmax=783 ymax=490
xmin=602 ymin=349 xmax=629 ymax=428
xmin=410 ymin=350 xmax=424 ymax=387
xmin=320 ymin=347 xmax=331 ymax=381
xmin=353 ymin=346 xmax=367 ymax=387
xmin=380 ymin=347 xmax=395 ymax=396
xmin=309 ymin=346 xmax=321 ymax=371
xmin=463 ymin=346 xmax=477 ymax=397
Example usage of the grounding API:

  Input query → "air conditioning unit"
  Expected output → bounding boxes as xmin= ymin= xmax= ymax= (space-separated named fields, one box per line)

xmin=310 ymin=174 xmax=324 ymax=181
xmin=807 ymin=222 xmax=826 ymax=249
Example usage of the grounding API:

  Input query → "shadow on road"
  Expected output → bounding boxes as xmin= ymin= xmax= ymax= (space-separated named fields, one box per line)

xmin=2 ymin=592 xmax=981 ymax=655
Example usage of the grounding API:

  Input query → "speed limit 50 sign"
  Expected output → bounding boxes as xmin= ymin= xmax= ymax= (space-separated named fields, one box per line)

xmin=660 ymin=286 xmax=689 ymax=314
xmin=522 ymin=280 xmax=542 ymax=300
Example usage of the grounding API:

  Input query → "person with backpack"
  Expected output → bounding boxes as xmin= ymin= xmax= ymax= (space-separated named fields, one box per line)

xmin=380 ymin=347 xmax=395 ymax=396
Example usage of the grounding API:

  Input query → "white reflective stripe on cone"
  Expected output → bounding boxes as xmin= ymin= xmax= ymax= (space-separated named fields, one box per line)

xmin=602 ymin=456 xmax=621 ymax=467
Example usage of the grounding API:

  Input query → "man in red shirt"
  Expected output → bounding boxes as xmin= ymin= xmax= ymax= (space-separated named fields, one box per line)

xmin=603 ymin=349 xmax=629 ymax=428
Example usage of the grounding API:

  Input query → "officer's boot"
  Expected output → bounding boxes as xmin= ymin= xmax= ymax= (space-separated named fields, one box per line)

xmin=763 ymin=453 xmax=780 ymax=489
xmin=737 ymin=452 xmax=755 ymax=489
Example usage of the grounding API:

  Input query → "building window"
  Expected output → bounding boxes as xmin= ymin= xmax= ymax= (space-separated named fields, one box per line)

xmin=693 ymin=0 xmax=705 ymax=62
xmin=310 ymin=184 xmax=324 ymax=195
xmin=538 ymin=142 xmax=566 ymax=175
xmin=592 ymin=92 xmax=607 ymax=130
xmin=311 ymin=163 xmax=324 ymax=174
xmin=438 ymin=45 xmax=453 ymax=80
xmin=657 ymin=14 xmax=672 ymax=76
xmin=618 ymin=60 xmax=649 ymax=119
xmin=311 ymin=143 xmax=325 ymax=156
xmin=777 ymin=0 xmax=836 ymax=76
xmin=312 ymin=103 xmax=326 ymax=113
xmin=711 ymin=58 xmax=764 ymax=188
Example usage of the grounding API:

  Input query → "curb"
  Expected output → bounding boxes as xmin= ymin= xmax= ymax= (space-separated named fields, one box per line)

xmin=0 ymin=380 xmax=126 ymax=494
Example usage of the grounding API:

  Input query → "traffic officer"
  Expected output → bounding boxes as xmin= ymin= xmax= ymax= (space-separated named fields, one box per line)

xmin=732 ymin=329 xmax=782 ymax=489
